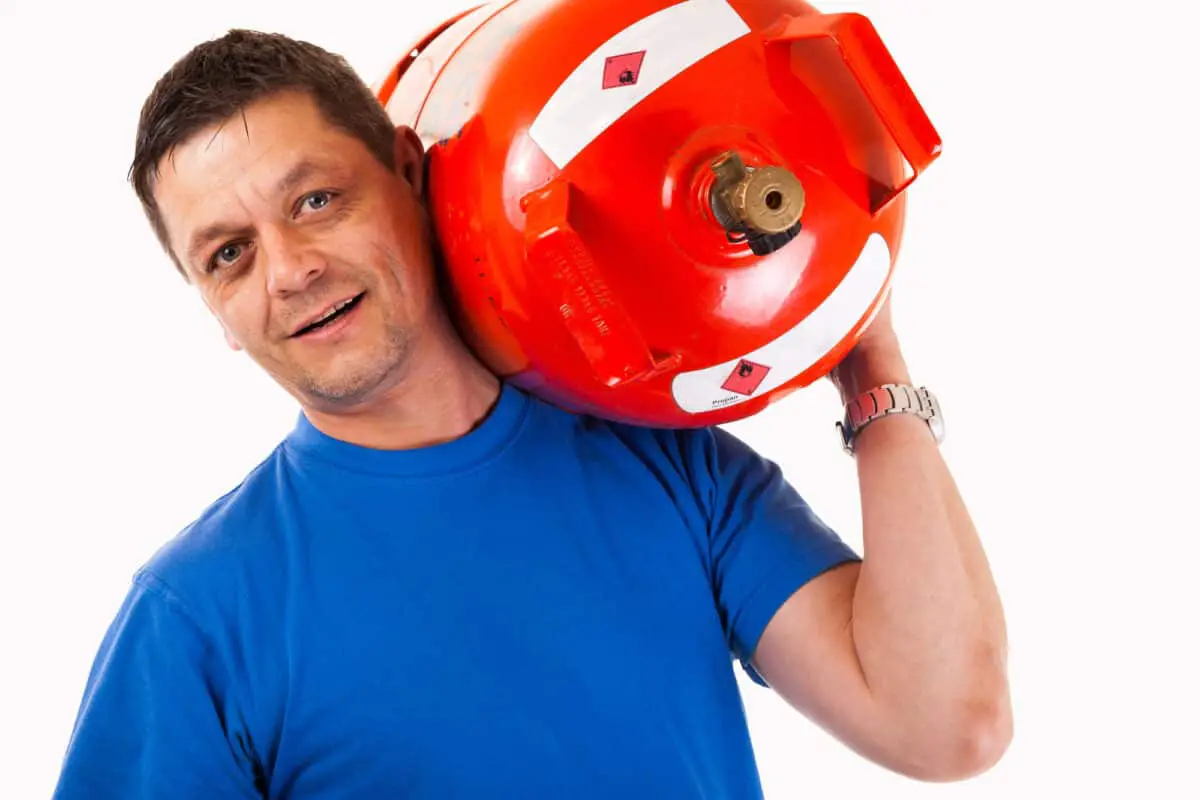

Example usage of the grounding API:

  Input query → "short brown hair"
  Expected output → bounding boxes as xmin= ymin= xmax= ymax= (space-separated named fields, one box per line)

xmin=130 ymin=29 xmax=397 ymax=278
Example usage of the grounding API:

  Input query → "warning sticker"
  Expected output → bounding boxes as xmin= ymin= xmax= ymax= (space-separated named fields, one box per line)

xmin=602 ymin=51 xmax=646 ymax=89
xmin=670 ymin=233 xmax=893 ymax=415
xmin=721 ymin=359 xmax=771 ymax=396
xmin=529 ymin=0 xmax=751 ymax=167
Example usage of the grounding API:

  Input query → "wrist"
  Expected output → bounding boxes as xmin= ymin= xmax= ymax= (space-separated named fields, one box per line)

xmin=833 ymin=344 xmax=912 ymax=405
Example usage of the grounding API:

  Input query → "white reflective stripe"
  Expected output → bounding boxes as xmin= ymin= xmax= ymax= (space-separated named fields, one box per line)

xmin=528 ymin=0 xmax=751 ymax=168
xmin=670 ymin=233 xmax=893 ymax=414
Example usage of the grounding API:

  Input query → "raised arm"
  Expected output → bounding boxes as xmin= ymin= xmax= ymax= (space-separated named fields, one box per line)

xmin=751 ymin=298 xmax=1012 ymax=781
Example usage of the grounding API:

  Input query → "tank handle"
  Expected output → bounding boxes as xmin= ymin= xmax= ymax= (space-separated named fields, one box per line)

xmin=765 ymin=13 xmax=943 ymax=214
xmin=521 ymin=178 xmax=678 ymax=388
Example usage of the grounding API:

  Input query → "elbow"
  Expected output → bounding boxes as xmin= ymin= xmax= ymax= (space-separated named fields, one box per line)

xmin=898 ymin=686 xmax=1014 ymax=782
xmin=938 ymin=693 xmax=1013 ymax=781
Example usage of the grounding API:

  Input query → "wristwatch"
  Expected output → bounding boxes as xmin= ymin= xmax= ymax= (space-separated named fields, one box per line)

xmin=836 ymin=384 xmax=945 ymax=455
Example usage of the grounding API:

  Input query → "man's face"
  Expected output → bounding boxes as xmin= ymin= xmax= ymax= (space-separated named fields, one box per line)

xmin=153 ymin=90 xmax=434 ymax=409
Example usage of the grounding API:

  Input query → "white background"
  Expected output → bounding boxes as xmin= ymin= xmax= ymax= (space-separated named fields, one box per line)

xmin=1 ymin=0 xmax=1197 ymax=796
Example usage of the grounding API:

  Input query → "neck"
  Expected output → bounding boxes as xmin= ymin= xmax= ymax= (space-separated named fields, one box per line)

xmin=299 ymin=332 xmax=503 ymax=452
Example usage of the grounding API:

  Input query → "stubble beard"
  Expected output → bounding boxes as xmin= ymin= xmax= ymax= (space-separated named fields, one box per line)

xmin=294 ymin=321 xmax=412 ymax=407
xmin=291 ymin=254 xmax=417 ymax=407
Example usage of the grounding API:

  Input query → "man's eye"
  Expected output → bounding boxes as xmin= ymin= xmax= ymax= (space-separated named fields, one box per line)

xmin=301 ymin=191 xmax=333 ymax=213
xmin=209 ymin=243 xmax=244 ymax=272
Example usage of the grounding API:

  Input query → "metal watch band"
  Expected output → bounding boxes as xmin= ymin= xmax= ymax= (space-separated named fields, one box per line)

xmin=836 ymin=384 xmax=943 ymax=454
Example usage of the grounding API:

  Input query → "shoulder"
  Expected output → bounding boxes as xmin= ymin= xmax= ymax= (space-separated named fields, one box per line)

xmin=522 ymin=390 xmax=771 ymax=496
xmin=135 ymin=443 xmax=292 ymax=624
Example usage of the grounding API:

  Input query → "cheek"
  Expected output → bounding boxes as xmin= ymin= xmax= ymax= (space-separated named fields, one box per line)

xmin=216 ymin=286 xmax=271 ymax=341
xmin=358 ymin=216 xmax=417 ymax=286
xmin=350 ymin=191 xmax=433 ymax=298
xmin=374 ymin=187 xmax=429 ymax=258
xmin=389 ymin=211 xmax=434 ymax=283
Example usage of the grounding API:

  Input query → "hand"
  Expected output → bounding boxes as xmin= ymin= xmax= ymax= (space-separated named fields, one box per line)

xmin=854 ymin=289 xmax=900 ymax=355
xmin=828 ymin=290 xmax=909 ymax=403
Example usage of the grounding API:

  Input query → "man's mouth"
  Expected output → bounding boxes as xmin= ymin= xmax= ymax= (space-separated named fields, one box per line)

xmin=291 ymin=292 xmax=366 ymax=337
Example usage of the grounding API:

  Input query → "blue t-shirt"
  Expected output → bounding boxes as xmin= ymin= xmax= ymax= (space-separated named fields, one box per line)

xmin=53 ymin=382 xmax=859 ymax=798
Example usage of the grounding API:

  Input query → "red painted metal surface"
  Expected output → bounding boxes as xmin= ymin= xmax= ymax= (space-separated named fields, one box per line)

xmin=374 ymin=0 xmax=941 ymax=427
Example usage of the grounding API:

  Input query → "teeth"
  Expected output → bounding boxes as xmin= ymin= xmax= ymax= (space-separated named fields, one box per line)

xmin=312 ymin=297 xmax=354 ymax=325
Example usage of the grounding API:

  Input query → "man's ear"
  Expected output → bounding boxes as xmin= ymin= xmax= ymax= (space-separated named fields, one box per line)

xmin=222 ymin=325 xmax=243 ymax=352
xmin=393 ymin=125 xmax=426 ymax=197
xmin=200 ymin=294 xmax=243 ymax=352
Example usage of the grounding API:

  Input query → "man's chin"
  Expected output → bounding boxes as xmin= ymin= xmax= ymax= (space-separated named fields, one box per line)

xmin=289 ymin=352 xmax=413 ymax=411
xmin=291 ymin=371 xmax=387 ymax=409
xmin=248 ymin=327 xmax=413 ymax=410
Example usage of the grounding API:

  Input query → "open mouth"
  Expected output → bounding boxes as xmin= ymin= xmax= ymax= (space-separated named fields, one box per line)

xmin=293 ymin=292 xmax=365 ymax=337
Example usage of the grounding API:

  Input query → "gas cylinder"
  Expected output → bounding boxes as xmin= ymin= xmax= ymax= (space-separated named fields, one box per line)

xmin=373 ymin=0 xmax=941 ymax=427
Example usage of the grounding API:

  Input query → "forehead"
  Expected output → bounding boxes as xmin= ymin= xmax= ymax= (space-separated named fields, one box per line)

xmin=152 ymin=91 xmax=372 ymax=255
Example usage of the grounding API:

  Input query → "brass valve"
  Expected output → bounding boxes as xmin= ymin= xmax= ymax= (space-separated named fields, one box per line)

xmin=709 ymin=151 xmax=805 ymax=255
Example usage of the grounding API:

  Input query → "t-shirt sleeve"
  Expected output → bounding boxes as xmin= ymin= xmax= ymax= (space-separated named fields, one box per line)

xmin=53 ymin=570 xmax=263 ymax=799
xmin=688 ymin=425 xmax=861 ymax=687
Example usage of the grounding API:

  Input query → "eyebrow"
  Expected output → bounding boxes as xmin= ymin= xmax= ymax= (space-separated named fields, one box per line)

xmin=183 ymin=158 xmax=331 ymax=266
xmin=274 ymin=158 xmax=325 ymax=201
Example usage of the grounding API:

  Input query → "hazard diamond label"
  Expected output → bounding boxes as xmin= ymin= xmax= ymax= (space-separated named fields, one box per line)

xmin=721 ymin=359 xmax=771 ymax=396
xmin=602 ymin=51 xmax=646 ymax=90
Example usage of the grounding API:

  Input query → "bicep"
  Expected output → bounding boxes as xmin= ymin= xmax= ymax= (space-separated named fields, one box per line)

xmin=750 ymin=561 xmax=907 ymax=769
xmin=690 ymin=427 xmax=912 ymax=767
xmin=694 ymin=426 xmax=861 ymax=685
xmin=54 ymin=573 xmax=262 ymax=799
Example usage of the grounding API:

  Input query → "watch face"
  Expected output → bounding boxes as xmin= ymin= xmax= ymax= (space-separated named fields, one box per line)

xmin=924 ymin=391 xmax=946 ymax=442
xmin=836 ymin=420 xmax=853 ymax=451
xmin=929 ymin=414 xmax=946 ymax=442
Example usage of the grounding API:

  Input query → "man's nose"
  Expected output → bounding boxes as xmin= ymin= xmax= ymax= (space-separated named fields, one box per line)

xmin=262 ymin=227 xmax=326 ymax=296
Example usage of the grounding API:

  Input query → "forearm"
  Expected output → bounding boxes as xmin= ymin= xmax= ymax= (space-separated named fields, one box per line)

xmin=838 ymin=346 xmax=1011 ymax=775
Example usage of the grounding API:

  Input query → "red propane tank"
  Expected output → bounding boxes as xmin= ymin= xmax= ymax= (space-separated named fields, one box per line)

xmin=373 ymin=0 xmax=941 ymax=427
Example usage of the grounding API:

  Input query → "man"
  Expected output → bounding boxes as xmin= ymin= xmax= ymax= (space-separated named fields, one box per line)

xmin=54 ymin=29 xmax=1011 ymax=798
